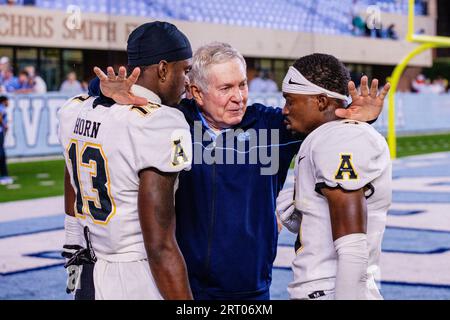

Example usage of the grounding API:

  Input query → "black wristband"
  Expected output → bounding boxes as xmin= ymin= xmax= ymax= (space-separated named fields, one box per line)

xmin=366 ymin=117 xmax=378 ymax=125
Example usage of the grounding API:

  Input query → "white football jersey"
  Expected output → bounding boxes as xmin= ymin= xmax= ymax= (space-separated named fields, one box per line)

xmin=58 ymin=85 xmax=192 ymax=262
xmin=288 ymin=120 xmax=392 ymax=299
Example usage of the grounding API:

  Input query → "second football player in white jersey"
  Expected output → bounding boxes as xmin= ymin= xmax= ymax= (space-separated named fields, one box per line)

xmin=277 ymin=53 xmax=391 ymax=300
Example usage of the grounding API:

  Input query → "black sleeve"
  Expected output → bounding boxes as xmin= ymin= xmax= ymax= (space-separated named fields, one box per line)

xmin=366 ymin=117 xmax=378 ymax=125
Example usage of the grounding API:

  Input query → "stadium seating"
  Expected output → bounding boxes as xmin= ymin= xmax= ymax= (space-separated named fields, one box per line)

xmin=21 ymin=0 xmax=426 ymax=36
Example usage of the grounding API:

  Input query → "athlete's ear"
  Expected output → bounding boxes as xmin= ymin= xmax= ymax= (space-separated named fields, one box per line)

xmin=190 ymin=84 xmax=204 ymax=106
xmin=157 ymin=60 xmax=169 ymax=82
xmin=317 ymin=95 xmax=329 ymax=112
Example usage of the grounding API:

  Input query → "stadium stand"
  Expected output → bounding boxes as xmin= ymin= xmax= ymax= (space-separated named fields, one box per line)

xmin=2 ymin=0 xmax=427 ymax=35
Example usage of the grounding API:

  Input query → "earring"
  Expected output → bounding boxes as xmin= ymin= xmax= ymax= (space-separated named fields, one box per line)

xmin=161 ymin=77 xmax=166 ymax=82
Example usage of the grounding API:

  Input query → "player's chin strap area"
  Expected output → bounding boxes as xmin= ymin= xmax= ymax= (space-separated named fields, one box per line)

xmin=282 ymin=66 xmax=352 ymax=107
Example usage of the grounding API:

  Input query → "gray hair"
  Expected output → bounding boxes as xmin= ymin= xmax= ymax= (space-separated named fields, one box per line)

xmin=189 ymin=42 xmax=247 ymax=91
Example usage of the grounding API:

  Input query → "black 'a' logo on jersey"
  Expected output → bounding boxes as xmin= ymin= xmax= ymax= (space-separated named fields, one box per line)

xmin=334 ymin=154 xmax=358 ymax=180
xmin=172 ymin=139 xmax=188 ymax=166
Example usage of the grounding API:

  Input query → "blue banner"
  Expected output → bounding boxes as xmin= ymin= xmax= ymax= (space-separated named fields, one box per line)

xmin=3 ymin=94 xmax=70 ymax=158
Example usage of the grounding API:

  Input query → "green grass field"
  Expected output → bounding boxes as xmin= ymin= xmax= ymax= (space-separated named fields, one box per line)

xmin=0 ymin=159 xmax=65 ymax=203
xmin=396 ymin=133 xmax=450 ymax=157
xmin=1 ymin=133 xmax=449 ymax=203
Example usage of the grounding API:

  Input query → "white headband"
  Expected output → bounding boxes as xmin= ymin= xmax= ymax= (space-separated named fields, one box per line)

xmin=282 ymin=66 xmax=351 ymax=106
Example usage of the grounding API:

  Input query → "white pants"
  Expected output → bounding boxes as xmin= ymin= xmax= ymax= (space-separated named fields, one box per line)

xmin=294 ymin=278 xmax=383 ymax=300
xmin=93 ymin=259 xmax=163 ymax=300
xmin=301 ymin=286 xmax=383 ymax=300
xmin=306 ymin=287 xmax=383 ymax=300
xmin=294 ymin=290 xmax=335 ymax=300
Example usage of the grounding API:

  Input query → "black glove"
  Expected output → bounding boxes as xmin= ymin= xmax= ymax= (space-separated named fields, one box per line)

xmin=62 ymin=227 xmax=97 ymax=294
xmin=62 ymin=226 xmax=97 ymax=268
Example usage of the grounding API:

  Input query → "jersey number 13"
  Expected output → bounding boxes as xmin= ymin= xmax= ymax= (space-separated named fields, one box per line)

xmin=67 ymin=140 xmax=116 ymax=224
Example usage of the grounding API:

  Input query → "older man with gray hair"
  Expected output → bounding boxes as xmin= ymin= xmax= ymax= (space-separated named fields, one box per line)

xmin=91 ymin=39 xmax=387 ymax=300
xmin=173 ymin=42 xmax=300 ymax=300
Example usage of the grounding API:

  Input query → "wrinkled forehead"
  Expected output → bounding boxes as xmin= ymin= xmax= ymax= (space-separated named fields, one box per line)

xmin=206 ymin=58 xmax=247 ymax=83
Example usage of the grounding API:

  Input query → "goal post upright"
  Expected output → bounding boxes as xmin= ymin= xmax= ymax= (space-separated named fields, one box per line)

xmin=387 ymin=0 xmax=450 ymax=159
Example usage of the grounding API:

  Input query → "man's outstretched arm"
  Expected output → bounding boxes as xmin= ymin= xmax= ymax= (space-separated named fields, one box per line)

xmin=335 ymin=75 xmax=391 ymax=122
xmin=138 ymin=167 xmax=193 ymax=300
xmin=92 ymin=66 xmax=390 ymax=123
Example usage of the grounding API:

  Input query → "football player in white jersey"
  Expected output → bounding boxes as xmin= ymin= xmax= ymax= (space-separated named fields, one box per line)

xmin=59 ymin=22 xmax=194 ymax=300
xmin=277 ymin=53 xmax=391 ymax=300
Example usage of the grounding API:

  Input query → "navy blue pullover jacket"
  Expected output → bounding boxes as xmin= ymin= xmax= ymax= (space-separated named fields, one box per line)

xmin=175 ymin=99 xmax=301 ymax=298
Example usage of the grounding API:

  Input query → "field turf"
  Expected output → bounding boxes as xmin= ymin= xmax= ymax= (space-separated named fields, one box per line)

xmin=0 ymin=159 xmax=65 ymax=203
xmin=396 ymin=133 xmax=450 ymax=157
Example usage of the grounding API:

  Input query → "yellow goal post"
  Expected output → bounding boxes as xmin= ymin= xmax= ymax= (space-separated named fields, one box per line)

xmin=387 ymin=0 xmax=450 ymax=159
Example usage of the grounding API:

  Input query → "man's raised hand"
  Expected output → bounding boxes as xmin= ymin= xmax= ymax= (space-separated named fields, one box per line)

xmin=93 ymin=66 xmax=147 ymax=106
xmin=335 ymin=75 xmax=391 ymax=122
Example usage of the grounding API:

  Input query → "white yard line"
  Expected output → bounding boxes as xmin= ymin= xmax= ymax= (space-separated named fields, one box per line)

xmin=8 ymin=155 xmax=64 ymax=164
xmin=5 ymin=184 xmax=21 ymax=190
xmin=36 ymin=173 xmax=50 ymax=179
xmin=39 ymin=181 xmax=56 ymax=186
xmin=0 ymin=196 xmax=64 ymax=223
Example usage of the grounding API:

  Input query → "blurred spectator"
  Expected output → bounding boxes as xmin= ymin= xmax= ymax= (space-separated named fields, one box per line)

xmin=429 ymin=77 xmax=447 ymax=94
xmin=437 ymin=76 xmax=448 ymax=91
xmin=386 ymin=24 xmax=398 ymax=40
xmin=411 ymin=74 xmax=448 ymax=94
xmin=0 ymin=57 xmax=10 ymax=84
xmin=0 ymin=95 xmax=13 ymax=185
xmin=351 ymin=0 xmax=365 ymax=36
xmin=1 ymin=68 xmax=19 ymax=93
xmin=417 ymin=28 xmax=426 ymax=35
xmin=59 ymin=71 xmax=83 ymax=95
xmin=13 ymin=70 xmax=34 ymax=94
xmin=81 ymin=80 xmax=89 ymax=93
xmin=350 ymin=2 xmax=398 ymax=41
xmin=352 ymin=16 xmax=366 ymax=36
xmin=364 ymin=22 xmax=375 ymax=38
xmin=415 ymin=0 xmax=428 ymax=15
xmin=411 ymin=74 xmax=427 ymax=93
xmin=24 ymin=66 xmax=47 ymax=94
xmin=438 ymin=76 xmax=449 ymax=93
xmin=249 ymin=69 xmax=278 ymax=93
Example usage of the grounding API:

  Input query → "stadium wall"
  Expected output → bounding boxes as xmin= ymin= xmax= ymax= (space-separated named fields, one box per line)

xmin=0 ymin=5 xmax=433 ymax=67
xmin=3 ymin=93 xmax=450 ymax=158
